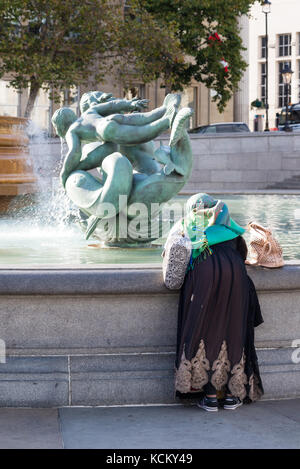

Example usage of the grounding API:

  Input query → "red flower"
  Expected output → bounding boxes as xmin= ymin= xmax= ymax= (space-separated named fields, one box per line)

xmin=208 ymin=32 xmax=222 ymax=46
xmin=220 ymin=58 xmax=229 ymax=74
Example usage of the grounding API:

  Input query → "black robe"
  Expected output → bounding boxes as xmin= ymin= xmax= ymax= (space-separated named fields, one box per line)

xmin=175 ymin=236 xmax=264 ymax=402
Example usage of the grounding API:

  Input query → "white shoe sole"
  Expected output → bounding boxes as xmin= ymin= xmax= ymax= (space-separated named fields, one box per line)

xmin=197 ymin=403 xmax=218 ymax=412
xmin=223 ymin=402 xmax=243 ymax=410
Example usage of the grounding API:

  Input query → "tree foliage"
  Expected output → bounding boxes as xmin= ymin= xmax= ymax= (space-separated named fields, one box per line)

xmin=0 ymin=0 xmax=122 ymax=116
xmin=135 ymin=0 xmax=258 ymax=111
xmin=0 ymin=0 xmax=182 ymax=117
xmin=116 ymin=5 xmax=185 ymax=91
xmin=0 ymin=0 xmax=259 ymax=117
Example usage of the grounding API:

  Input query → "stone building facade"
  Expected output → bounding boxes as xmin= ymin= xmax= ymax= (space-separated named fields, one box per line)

xmin=0 ymin=75 xmax=234 ymax=135
xmin=235 ymin=0 xmax=300 ymax=130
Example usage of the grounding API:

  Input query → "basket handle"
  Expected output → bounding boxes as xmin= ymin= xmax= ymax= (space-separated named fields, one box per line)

xmin=247 ymin=222 xmax=272 ymax=236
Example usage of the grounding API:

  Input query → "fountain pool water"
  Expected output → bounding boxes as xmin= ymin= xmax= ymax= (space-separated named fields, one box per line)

xmin=0 ymin=193 xmax=300 ymax=265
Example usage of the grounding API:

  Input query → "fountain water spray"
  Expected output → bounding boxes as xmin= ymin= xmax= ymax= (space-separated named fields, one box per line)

xmin=8 ymin=120 xmax=81 ymax=229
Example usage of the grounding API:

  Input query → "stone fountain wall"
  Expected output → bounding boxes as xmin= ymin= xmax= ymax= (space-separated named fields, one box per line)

xmin=0 ymin=265 xmax=299 ymax=407
xmin=160 ymin=131 xmax=300 ymax=192
xmin=40 ymin=132 xmax=300 ymax=193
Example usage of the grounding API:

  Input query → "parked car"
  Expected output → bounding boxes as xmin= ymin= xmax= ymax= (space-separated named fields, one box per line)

xmin=278 ymin=103 xmax=300 ymax=131
xmin=188 ymin=122 xmax=250 ymax=134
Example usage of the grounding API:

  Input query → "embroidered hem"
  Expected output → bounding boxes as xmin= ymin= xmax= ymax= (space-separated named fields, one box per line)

xmin=175 ymin=340 xmax=262 ymax=401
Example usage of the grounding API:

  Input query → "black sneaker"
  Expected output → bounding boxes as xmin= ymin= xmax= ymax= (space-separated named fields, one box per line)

xmin=197 ymin=396 xmax=219 ymax=412
xmin=223 ymin=396 xmax=243 ymax=410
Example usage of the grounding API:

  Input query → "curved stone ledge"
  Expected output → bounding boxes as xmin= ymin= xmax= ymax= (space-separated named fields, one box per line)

xmin=0 ymin=263 xmax=299 ymax=406
xmin=0 ymin=263 xmax=299 ymax=295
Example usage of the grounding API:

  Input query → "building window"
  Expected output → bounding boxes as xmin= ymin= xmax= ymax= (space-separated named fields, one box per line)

xmin=278 ymin=34 xmax=292 ymax=57
xmin=261 ymin=63 xmax=266 ymax=105
xmin=123 ymin=84 xmax=146 ymax=100
xmin=261 ymin=36 xmax=266 ymax=58
xmin=278 ymin=61 xmax=291 ymax=108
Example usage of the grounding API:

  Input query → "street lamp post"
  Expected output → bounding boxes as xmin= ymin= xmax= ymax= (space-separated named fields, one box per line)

xmin=262 ymin=1 xmax=271 ymax=131
xmin=282 ymin=64 xmax=293 ymax=132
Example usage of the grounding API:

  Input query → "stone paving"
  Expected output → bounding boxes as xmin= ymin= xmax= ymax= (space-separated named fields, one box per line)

xmin=0 ymin=399 xmax=299 ymax=449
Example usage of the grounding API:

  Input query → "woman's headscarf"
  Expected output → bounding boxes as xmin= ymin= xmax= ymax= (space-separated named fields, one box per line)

xmin=184 ymin=193 xmax=245 ymax=268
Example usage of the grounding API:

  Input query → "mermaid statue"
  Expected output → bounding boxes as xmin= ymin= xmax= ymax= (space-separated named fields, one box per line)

xmin=52 ymin=91 xmax=193 ymax=246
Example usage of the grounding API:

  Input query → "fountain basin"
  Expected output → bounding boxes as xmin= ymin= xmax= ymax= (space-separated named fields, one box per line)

xmin=0 ymin=264 xmax=299 ymax=406
xmin=1 ymin=193 xmax=300 ymax=264
xmin=1 ymin=191 xmax=299 ymax=406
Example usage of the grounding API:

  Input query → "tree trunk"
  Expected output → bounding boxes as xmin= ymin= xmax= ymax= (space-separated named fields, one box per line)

xmin=24 ymin=78 xmax=40 ymax=118
xmin=164 ymin=76 xmax=172 ymax=96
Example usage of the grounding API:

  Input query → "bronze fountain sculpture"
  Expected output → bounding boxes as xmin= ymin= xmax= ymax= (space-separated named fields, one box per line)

xmin=52 ymin=91 xmax=193 ymax=246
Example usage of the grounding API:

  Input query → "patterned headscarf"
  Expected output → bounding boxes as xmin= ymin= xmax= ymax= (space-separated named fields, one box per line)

xmin=184 ymin=193 xmax=245 ymax=268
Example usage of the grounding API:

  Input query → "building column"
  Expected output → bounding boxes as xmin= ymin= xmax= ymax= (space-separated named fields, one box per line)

xmin=234 ymin=15 xmax=250 ymax=124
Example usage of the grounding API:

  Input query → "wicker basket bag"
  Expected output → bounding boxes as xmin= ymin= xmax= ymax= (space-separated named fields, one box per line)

xmin=245 ymin=222 xmax=284 ymax=268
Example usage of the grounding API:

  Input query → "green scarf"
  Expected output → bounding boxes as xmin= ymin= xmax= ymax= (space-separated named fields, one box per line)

xmin=183 ymin=193 xmax=245 ymax=269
